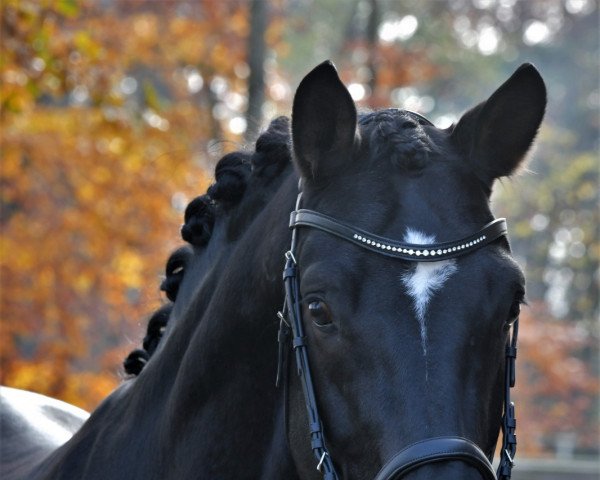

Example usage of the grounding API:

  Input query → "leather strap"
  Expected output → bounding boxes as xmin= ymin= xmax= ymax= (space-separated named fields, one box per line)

xmin=373 ymin=436 xmax=497 ymax=480
xmin=290 ymin=210 xmax=507 ymax=262
xmin=280 ymin=193 xmax=340 ymax=480
xmin=497 ymin=318 xmax=519 ymax=479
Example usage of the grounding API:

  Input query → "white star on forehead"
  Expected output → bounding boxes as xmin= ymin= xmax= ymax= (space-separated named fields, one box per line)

xmin=400 ymin=229 xmax=458 ymax=357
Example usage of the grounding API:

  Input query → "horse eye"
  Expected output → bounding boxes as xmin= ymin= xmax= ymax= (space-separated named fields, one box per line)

xmin=308 ymin=301 xmax=333 ymax=327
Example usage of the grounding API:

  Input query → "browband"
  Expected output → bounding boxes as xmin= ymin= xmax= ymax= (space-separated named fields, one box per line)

xmin=290 ymin=209 xmax=508 ymax=262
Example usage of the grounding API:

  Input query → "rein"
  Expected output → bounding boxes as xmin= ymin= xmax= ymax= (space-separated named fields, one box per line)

xmin=277 ymin=191 xmax=519 ymax=480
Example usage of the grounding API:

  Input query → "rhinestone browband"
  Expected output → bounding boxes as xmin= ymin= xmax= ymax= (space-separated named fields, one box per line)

xmin=289 ymin=210 xmax=508 ymax=262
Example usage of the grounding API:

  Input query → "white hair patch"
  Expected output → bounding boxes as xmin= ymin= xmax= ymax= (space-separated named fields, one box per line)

xmin=401 ymin=229 xmax=458 ymax=356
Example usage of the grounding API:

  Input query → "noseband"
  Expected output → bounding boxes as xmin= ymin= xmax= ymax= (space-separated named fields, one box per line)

xmin=277 ymin=192 xmax=519 ymax=480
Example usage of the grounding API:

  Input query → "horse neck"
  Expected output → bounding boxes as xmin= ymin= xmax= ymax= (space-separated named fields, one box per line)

xmin=36 ymin=174 xmax=299 ymax=480
xmin=170 ymin=203 xmax=241 ymax=324
xmin=173 ymin=146 xmax=294 ymax=309
xmin=167 ymin=162 xmax=295 ymax=363
xmin=151 ymin=173 xmax=298 ymax=477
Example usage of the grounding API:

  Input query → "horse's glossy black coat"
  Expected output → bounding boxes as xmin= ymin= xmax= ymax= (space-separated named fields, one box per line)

xmin=0 ymin=61 xmax=546 ymax=479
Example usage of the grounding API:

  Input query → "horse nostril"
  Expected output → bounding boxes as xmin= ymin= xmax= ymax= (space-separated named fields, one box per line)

xmin=402 ymin=121 xmax=418 ymax=129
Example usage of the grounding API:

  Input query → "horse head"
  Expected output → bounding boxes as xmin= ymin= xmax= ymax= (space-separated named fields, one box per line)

xmin=283 ymin=61 xmax=545 ymax=479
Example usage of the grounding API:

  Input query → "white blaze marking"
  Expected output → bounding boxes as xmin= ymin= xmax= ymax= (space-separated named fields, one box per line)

xmin=401 ymin=229 xmax=457 ymax=356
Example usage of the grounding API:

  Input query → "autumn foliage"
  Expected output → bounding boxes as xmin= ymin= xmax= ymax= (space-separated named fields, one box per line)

xmin=0 ymin=0 xmax=262 ymax=408
xmin=516 ymin=303 xmax=598 ymax=455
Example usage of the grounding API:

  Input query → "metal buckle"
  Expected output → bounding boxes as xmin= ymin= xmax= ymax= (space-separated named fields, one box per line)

xmin=285 ymin=250 xmax=297 ymax=264
xmin=277 ymin=311 xmax=290 ymax=327
xmin=317 ymin=451 xmax=328 ymax=472
xmin=504 ymin=449 xmax=514 ymax=465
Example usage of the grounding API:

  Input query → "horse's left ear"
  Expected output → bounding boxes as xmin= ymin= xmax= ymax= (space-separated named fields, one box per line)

xmin=451 ymin=63 xmax=547 ymax=185
xmin=291 ymin=61 xmax=359 ymax=181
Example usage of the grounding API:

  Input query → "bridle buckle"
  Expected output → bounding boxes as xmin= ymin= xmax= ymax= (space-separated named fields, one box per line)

xmin=285 ymin=250 xmax=297 ymax=264
xmin=504 ymin=449 xmax=514 ymax=465
xmin=317 ymin=451 xmax=328 ymax=472
xmin=277 ymin=310 xmax=290 ymax=328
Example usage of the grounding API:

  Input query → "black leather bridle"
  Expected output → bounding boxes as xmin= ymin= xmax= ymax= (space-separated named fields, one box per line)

xmin=276 ymin=190 xmax=519 ymax=480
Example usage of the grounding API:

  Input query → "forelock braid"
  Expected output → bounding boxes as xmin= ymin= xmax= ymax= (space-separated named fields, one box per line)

xmin=366 ymin=110 xmax=432 ymax=171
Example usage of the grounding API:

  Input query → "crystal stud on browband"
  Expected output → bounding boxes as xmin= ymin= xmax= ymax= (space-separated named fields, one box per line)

xmin=352 ymin=233 xmax=487 ymax=256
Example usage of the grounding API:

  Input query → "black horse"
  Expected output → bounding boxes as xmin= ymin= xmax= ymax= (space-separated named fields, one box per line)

xmin=0 ymin=61 xmax=546 ymax=479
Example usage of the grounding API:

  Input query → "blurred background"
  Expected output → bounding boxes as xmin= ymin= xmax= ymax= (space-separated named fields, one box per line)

xmin=1 ymin=0 xmax=598 ymax=475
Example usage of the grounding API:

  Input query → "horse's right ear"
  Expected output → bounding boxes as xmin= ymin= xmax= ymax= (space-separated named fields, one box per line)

xmin=291 ymin=61 xmax=358 ymax=181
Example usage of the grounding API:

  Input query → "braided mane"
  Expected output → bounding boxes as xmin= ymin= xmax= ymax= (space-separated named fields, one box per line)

xmin=123 ymin=117 xmax=291 ymax=375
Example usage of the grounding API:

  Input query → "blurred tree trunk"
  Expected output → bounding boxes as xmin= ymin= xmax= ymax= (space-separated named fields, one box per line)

xmin=245 ymin=0 xmax=268 ymax=143
xmin=366 ymin=0 xmax=380 ymax=108
xmin=204 ymin=77 xmax=224 ymax=157
xmin=339 ymin=0 xmax=360 ymax=55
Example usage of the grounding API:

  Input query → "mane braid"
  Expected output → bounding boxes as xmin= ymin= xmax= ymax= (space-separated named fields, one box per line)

xmin=122 ymin=117 xmax=292 ymax=376
xmin=206 ymin=151 xmax=252 ymax=205
xmin=142 ymin=303 xmax=173 ymax=356
xmin=251 ymin=116 xmax=291 ymax=179
xmin=181 ymin=195 xmax=214 ymax=247
xmin=160 ymin=246 xmax=193 ymax=302
xmin=123 ymin=348 xmax=148 ymax=376
xmin=123 ymin=304 xmax=172 ymax=376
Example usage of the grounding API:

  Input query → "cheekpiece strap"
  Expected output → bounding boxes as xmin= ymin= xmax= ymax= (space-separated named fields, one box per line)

xmin=290 ymin=209 xmax=508 ymax=262
xmin=497 ymin=317 xmax=519 ymax=480
xmin=281 ymin=209 xmax=339 ymax=480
